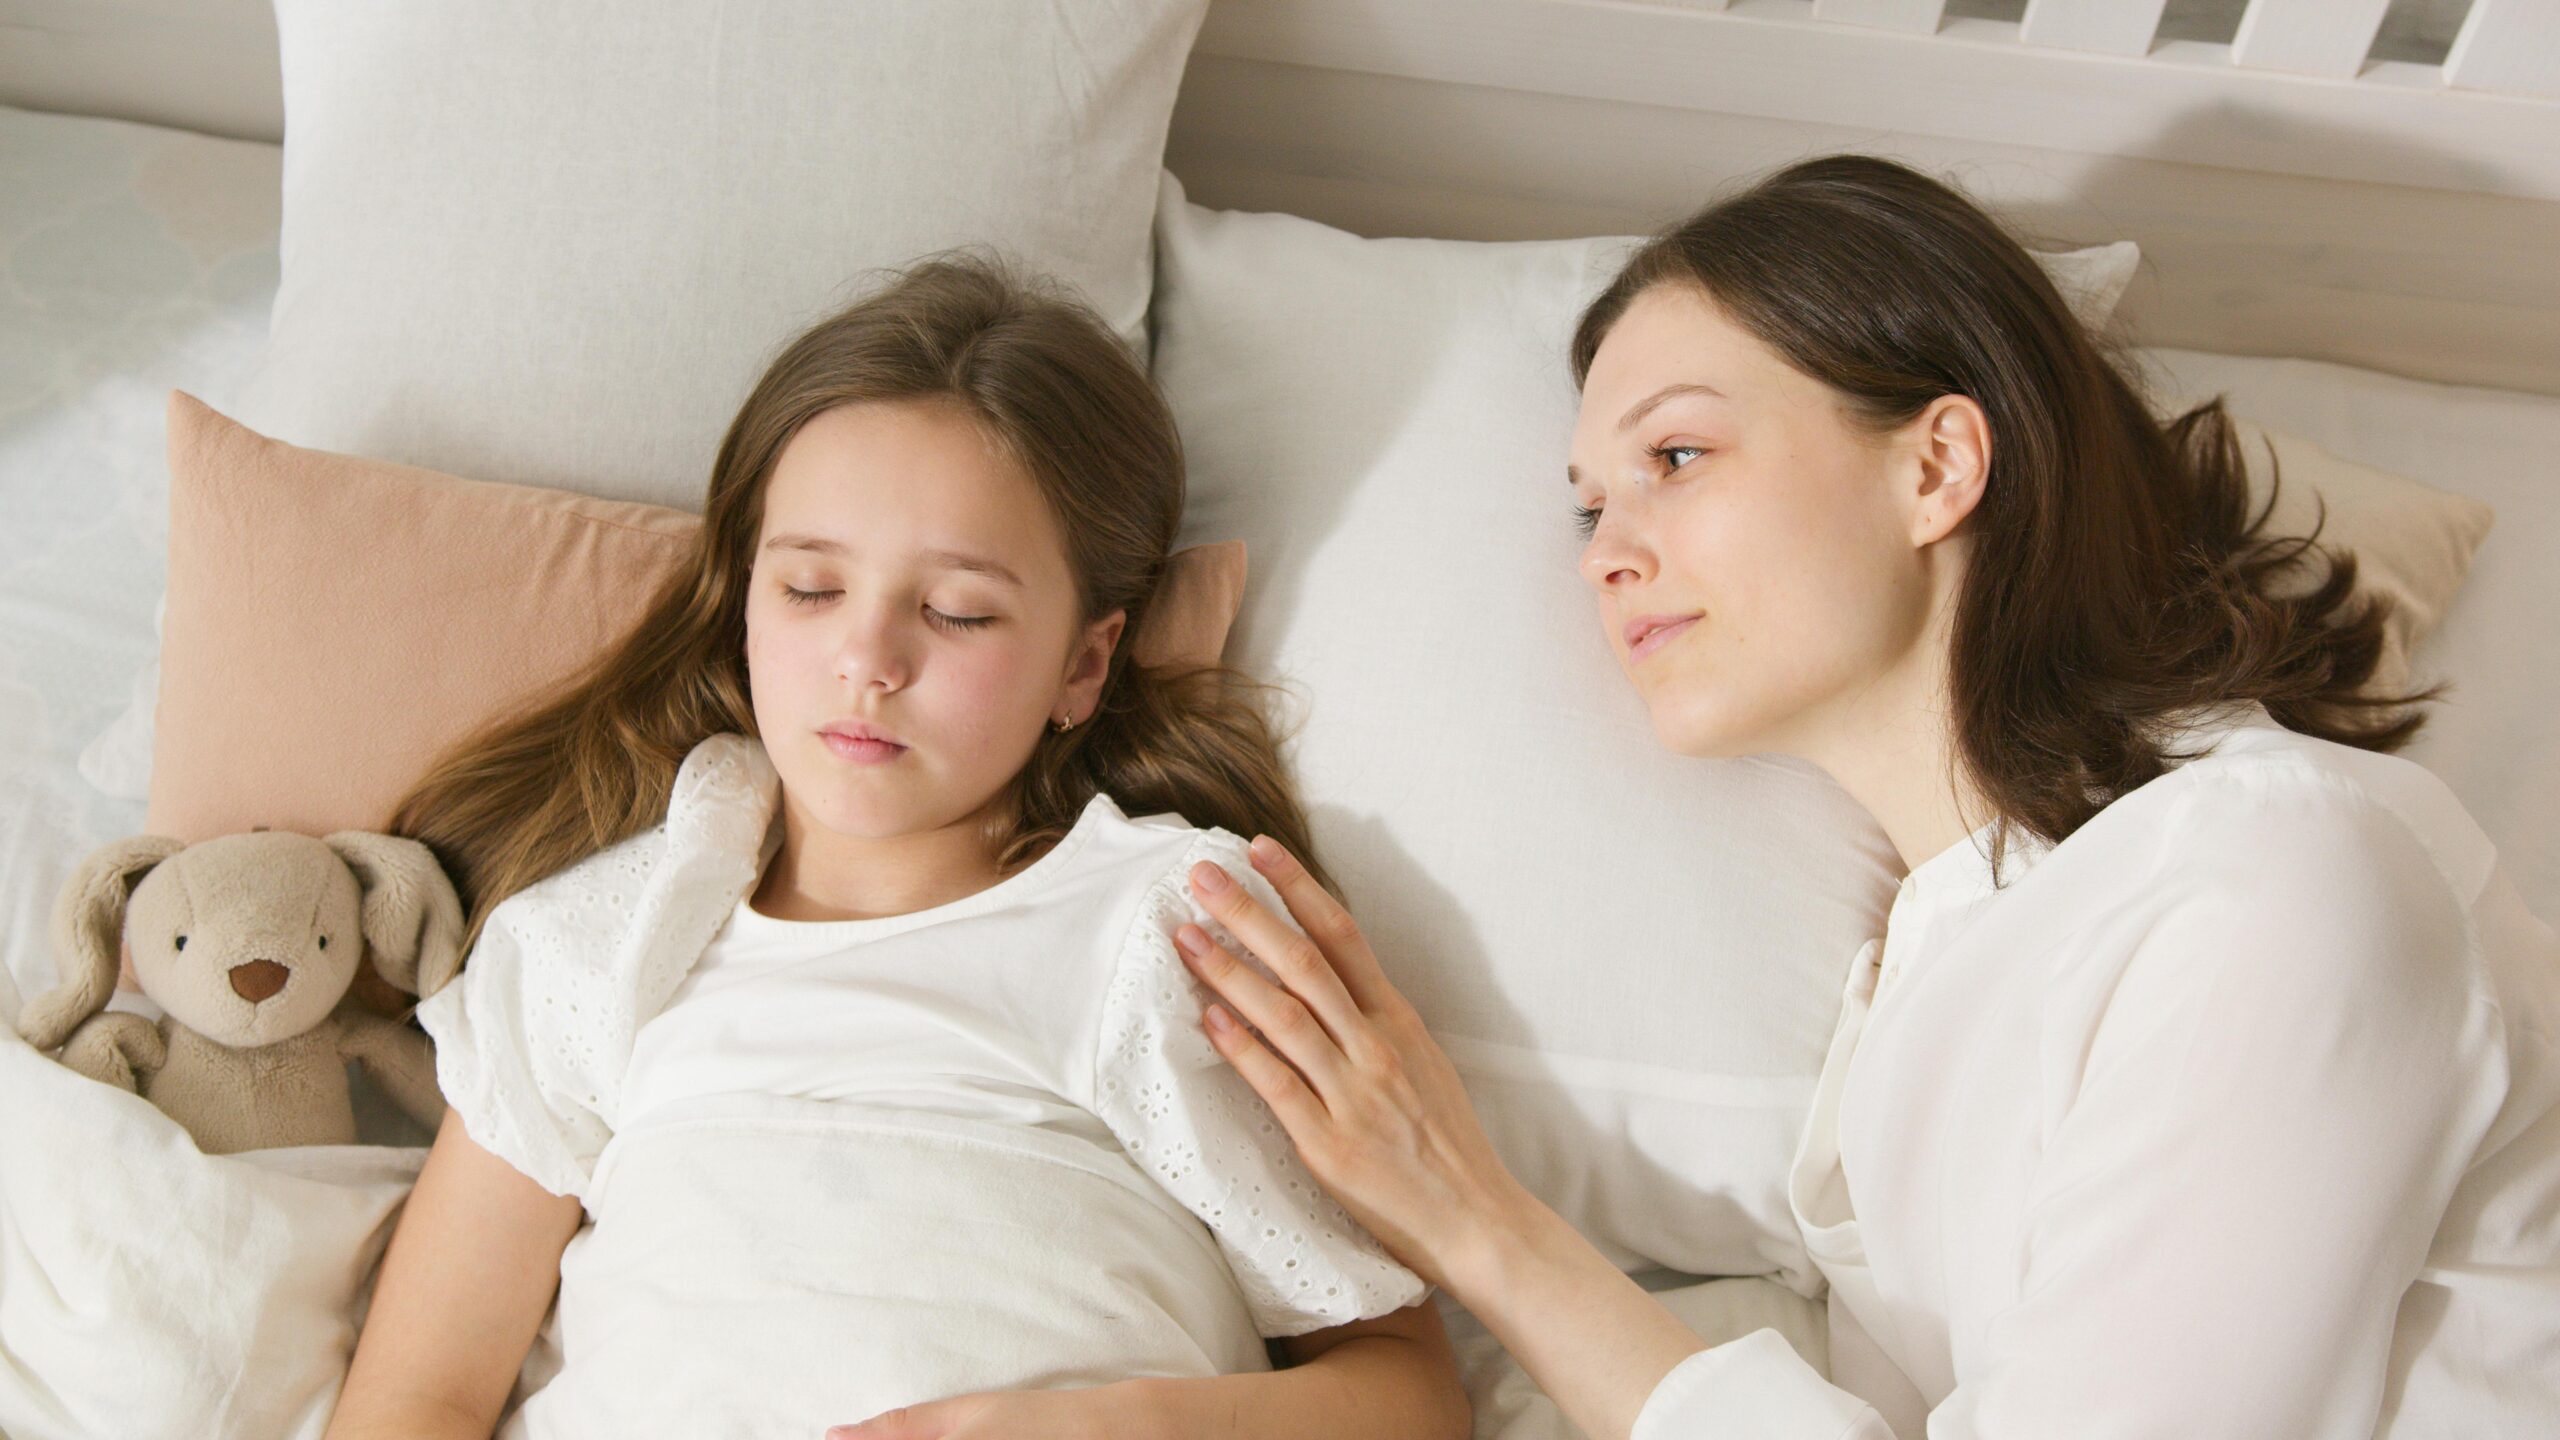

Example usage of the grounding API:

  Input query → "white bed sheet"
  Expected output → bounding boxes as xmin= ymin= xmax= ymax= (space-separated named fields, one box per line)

xmin=2 ymin=101 xmax=2552 ymax=1436
xmin=0 ymin=103 xmax=279 ymax=1018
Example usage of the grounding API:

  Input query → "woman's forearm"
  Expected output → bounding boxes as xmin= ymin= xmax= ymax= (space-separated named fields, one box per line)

xmin=1441 ymin=1193 xmax=1712 ymax=1440
xmin=1139 ymin=1334 xmax=1469 ymax=1440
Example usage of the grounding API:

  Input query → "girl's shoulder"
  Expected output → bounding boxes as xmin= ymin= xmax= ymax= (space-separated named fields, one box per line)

xmin=1050 ymin=793 xmax=1264 ymax=934
xmin=478 ymin=732 xmax=778 ymax=963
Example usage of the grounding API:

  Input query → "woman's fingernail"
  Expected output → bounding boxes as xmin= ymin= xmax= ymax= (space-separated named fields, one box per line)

xmin=1250 ymin=835 xmax=1285 ymax=867
xmin=1192 ymin=860 xmax=1232 ymax=893
xmin=1206 ymin=1004 xmax=1236 ymax=1032
xmin=1175 ymin=925 xmax=1205 ymax=957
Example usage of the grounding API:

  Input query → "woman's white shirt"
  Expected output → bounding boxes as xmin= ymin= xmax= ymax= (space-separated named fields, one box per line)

xmin=1636 ymin=702 xmax=2560 ymax=1438
xmin=416 ymin=746 xmax=1425 ymax=1341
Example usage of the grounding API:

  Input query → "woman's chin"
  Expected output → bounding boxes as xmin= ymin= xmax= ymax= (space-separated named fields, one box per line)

xmin=1649 ymin=707 xmax=1743 ymax=760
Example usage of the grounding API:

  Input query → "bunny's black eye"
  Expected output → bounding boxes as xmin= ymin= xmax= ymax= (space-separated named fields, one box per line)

xmin=175 ymin=935 xmax=187 ymax=951
xmin=318 ymin=936 xmax=329 ymax=950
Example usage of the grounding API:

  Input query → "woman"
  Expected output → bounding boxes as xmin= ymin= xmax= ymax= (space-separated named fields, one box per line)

xmin=1147 ymin=155 xmax=2560 ymax=1437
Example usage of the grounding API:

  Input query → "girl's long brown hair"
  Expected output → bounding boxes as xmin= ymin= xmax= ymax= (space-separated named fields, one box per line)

xmin=1571 ymin=155 xmax=2437 ymax=875
xmin=394 ymin=252 xmax=1325 ymax=952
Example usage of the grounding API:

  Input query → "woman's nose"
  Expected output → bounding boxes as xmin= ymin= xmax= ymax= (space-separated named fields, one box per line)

xmin=1578 ymin=510 xmax=1654 ymax=594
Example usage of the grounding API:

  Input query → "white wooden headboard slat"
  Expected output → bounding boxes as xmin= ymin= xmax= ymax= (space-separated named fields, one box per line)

xmin=2446 ymin=0 xmax=2560 ymax=102
xmin=2229 ymin=0 xmax=2396 ymax=79
xmin=2019 ymin=0 xmax=2172 ymax=57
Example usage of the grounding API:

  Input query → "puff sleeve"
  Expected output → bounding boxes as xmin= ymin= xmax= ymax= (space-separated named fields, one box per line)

xmin=413 ymin=864 xmax=630 ymax=1205
xmin=1091 ymin=830 xmax=1431 ymax=1337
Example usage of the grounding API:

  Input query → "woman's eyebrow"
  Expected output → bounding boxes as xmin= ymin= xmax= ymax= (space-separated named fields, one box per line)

xmin=1617 ymin=381 xmax=1726 ymax=434
xmin=1569 ymin=381 xmax=1731 ymax=484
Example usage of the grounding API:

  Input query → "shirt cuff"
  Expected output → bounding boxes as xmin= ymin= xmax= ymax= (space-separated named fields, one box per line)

xmin=1632 ymin=1327 xmax=1888 ymax=1440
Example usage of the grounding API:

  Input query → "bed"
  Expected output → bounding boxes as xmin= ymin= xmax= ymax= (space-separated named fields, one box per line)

xmin=2 ymin=1 xmax=2553 ymax=1436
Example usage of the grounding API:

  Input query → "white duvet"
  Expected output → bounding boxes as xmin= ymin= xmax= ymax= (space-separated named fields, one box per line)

xmin=507 ymin=1094 xmax=1273 ymax=1435
xmin=0 ymin=1023 xmax=421 ymax=1440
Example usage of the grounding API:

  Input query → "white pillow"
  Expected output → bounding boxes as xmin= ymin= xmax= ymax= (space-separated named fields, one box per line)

xmin=86 ymin=0 xmax=1208 ymax=801
xmin=1148 ymin=172 xmax=2138 ymax=1286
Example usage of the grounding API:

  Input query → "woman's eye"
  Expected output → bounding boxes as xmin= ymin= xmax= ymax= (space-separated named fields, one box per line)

xmin=1571 ymin=504 xmax=1602 ymax=539
xmin=781 ymin=585 xmax=838 ymax=607
xmin=926 ymin=608 xmax=996 ymax=632
xmin=1649 ymin=443 xmax=1705 ymax=470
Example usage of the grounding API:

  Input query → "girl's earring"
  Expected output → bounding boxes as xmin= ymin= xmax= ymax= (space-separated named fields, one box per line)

xmin=1052 ymin=713 xmax=1077 ymax=734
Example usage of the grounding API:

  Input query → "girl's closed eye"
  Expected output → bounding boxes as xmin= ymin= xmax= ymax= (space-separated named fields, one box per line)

xmin=777 ymin=585 xmax=996 ymax=631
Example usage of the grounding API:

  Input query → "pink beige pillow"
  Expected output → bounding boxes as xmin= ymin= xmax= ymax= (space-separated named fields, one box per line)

xmin=145 ymin=392 xmax=1245 ymax=846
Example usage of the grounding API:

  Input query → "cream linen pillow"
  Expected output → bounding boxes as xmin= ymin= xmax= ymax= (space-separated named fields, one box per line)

xmin=2207 ymin=418 xmax=2495 ymax=694
xmin=93 ymin=0 xmax=1209 ymax=799
xmin=1147 ymin=171 xmax=2481 ymax=1286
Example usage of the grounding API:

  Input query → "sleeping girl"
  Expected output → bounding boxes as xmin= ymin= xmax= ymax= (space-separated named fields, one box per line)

xmin=324 ymin=256 xmax=1468 ymax=1439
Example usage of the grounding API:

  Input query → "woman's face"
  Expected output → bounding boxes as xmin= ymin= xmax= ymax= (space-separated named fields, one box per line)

xmin=1567 ymin=282 xmax=1958 ymax=763
xmin=745 ymin=399 xmax=1122 ymax=842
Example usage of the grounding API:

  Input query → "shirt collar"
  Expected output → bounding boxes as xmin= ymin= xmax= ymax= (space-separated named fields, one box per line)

xmin=1894 ymin=697 xmax=2278 ymax=912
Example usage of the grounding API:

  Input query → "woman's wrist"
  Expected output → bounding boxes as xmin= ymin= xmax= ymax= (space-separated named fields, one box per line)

xmin=1437 ymin=1170 xmax=1567 ymax=1302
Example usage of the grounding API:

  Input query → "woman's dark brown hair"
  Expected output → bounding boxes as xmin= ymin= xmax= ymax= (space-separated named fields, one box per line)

xmin=393 ymin=252 xmax=1326 ymax=952
xmin=1571 ymin=154 xmax=2436 ymax=873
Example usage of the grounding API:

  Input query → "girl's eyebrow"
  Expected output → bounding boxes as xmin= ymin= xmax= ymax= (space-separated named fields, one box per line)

xmin=918 ymin=548 xmax=1024 ymax=588
xmin=763 ymin=533 xmax=1023 ymax=588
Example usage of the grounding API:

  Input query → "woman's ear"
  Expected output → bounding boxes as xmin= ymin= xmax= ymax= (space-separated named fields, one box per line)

xmin=1907 ymin=394 xmax=1992 ymax=548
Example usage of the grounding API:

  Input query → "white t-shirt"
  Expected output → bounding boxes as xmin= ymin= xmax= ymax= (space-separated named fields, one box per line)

xmin=420 ymin=764 xmax=1424 ymax=1349
xmin=1634 ymin=701 xmax=2560 ymax=1438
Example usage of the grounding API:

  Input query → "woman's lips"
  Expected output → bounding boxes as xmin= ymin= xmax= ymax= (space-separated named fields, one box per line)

xmin=821 ymin=731 xmax=908 ymax=764
xmin=1628 ymin=614 xmax=1701 ymax=663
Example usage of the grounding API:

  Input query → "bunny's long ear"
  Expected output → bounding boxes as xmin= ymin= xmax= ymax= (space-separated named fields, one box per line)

xmin=323 ymin=832 xmax=467 ymax=1001
xmin=24 ymin=835 xmax=187 ymax=1051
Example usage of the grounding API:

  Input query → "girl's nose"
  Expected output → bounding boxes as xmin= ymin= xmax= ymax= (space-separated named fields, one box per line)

xmin=835 ymin=610 xmax=916 ymax=692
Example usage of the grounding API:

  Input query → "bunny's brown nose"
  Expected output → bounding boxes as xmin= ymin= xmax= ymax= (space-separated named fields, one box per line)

xmin=229 ymin=960 xmax=290 ymax=1003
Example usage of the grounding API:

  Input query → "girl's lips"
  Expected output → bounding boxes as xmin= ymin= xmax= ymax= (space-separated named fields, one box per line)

xmin=1629 ymin=613 xmax=1701 ymax=663
xmin=821 ymin=731 xmax=907 ymax=764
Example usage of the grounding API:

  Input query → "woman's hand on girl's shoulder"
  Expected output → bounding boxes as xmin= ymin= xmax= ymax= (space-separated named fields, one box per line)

xmin=1176 ymin=835 xmax=1537 ymax=1294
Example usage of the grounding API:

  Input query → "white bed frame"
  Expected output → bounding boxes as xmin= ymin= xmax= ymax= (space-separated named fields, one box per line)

xmin=5 ymin=0 xmax=2555 ymax=396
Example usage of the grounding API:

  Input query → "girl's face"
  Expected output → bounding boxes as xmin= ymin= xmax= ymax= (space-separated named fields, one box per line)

xmin=745 ymin=399 xmax=1123 ymax=844
xmin=1566 ymin=282 xmax=1970 ymax=763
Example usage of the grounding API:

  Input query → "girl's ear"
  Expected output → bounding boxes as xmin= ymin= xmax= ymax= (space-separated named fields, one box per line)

xmin=1060 ymin=608 xmax=1126 ymax=713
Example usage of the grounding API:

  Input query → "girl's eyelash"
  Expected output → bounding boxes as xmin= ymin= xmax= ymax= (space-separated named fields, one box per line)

xmin=779 ymin=587 xmax=994 ymax=631
xmin=1574 ymin=445 xmax=1704 ymax=537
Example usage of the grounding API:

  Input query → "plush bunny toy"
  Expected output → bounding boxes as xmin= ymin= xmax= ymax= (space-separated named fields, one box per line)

xmin=15 ymin=829 xmax=463 ymax=1154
